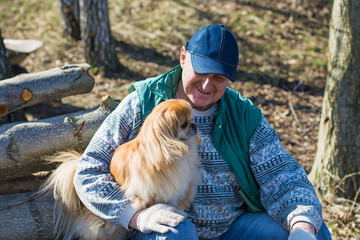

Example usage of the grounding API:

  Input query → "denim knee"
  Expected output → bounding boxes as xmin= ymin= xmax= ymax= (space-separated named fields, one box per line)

xmin=130 ymin=218 xmax=198 ymax=240
xmin=172 ymin=218 xmax=198 ymax=239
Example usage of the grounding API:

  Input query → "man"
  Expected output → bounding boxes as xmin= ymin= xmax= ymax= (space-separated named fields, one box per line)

xmin=74 ymin=24 xmax=331 ymax=239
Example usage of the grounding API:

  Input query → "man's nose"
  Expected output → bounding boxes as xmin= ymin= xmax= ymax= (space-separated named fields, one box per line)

xmin=201 ymin=75 xmax=212 ymax=90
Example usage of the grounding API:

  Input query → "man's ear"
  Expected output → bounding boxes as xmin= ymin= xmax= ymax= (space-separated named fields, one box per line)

xmin=180 ymin=46 xmax=187 ymax=68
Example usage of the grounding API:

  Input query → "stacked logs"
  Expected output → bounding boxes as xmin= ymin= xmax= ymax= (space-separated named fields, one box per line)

xmin=0 ymin=64 xmax=119 ymax=181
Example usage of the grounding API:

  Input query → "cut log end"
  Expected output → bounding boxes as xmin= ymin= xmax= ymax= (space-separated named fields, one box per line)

xmin=21 ymin=89 xmax=33 ymax=101
xmin=0 ymin=64 xmax=94 ymax=117
xmin=101 ymin=94 xmax=113 ymax=106
xmin=101 ymin=94 xmax=111 ymax=103
xmin=100 ymin=94 xmax=119 ymax=111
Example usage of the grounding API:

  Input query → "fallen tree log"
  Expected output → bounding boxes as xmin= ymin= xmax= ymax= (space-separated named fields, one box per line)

xmin=0 ymin=191 xmax=54 ymax=239
xmin=0 ymin=95 xmax=119 ymax=181
xmin=0 ymin=63 xmax=95 ymax=117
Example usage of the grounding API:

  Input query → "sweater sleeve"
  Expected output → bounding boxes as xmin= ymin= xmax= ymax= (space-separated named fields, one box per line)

xmin=248 ymin=115 xmax=323 ymax=233
xmin=73 ymin=91 xmax=142 ymax=227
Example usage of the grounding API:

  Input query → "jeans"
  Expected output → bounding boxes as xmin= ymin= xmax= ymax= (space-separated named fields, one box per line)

xmin=130 ymin=212 xmax=332 ymax=240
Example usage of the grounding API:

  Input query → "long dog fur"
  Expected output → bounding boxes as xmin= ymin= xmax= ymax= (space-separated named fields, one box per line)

xmin=39 ymin=99 xmax=200 ymax=240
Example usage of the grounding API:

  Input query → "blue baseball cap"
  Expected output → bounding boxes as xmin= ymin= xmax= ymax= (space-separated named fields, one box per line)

xmin=186 ymin=24 xmax=239 ymax=82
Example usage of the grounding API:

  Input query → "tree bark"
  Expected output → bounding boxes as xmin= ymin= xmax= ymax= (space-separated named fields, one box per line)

xmin=59 ymin=0 xmax=81 ymax=40
xmin=309 ymin=0 xmax=360 ymax=202
xmin=0 ymin=29 xmax=12 ymax=80
xmin=80 ymin=0 xmax=121 ymax=72
xmin=0 ymin=191 xmax=54 ymax=239
xmin=0 ymin=63 xmax=94 ymax=117
xmin=0 ymin=95 xmax=119 ymax=181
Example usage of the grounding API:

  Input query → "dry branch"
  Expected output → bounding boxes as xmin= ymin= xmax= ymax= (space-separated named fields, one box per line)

xmin=0 ymin=63 xmax=95 ymax=117
xmin=0 ymin=95 xmax=119 ymax=181
xmin=0 ymin=191 xmax=54 ymax=239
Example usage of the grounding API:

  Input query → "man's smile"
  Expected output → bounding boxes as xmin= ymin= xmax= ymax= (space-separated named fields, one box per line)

xmin=196 ymin=86 xmax=210 ymax=95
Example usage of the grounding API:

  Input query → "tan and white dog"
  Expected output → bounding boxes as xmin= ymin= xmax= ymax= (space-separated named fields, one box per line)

xmin=40 ymin=99 xmax=201 ymax=240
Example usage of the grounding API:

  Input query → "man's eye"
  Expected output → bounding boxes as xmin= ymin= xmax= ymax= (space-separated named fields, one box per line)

xmin=215 ymin=76 xmax=227 ymax=82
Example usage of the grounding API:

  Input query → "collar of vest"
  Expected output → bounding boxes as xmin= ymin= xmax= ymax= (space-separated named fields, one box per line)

xmin=131 ymin=65 xmax=182 ymax=99
xmin=129 ymin=65 xmax=182 ymax=121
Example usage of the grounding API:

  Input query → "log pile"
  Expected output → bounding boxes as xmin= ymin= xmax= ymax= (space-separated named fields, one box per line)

xmin=0 ymin=64 xmax=119 ymax=182
xmin=0 ymin=63 xmax=94 ymax=117
xmin=0 ymin=64 xmax=121 ymax=238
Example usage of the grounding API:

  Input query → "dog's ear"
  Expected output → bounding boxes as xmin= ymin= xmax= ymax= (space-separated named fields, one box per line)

xmin=159 ymin=100 xmax=193 ymax=140
xmin=140 ymin=100 xmax=191 ymax=166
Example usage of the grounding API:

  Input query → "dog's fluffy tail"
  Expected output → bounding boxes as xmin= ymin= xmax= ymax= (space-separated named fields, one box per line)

xmin=39 ymin=150 xmax=82 ymax=239
xmin=40 ymin=150 xmax=81 ymax=213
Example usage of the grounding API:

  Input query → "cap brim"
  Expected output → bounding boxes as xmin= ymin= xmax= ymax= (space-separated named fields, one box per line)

xmin=190 ymin=53 xmax=237 ymax=82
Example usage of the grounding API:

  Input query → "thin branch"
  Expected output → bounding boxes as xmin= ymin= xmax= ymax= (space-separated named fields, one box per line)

xmin=335 ymin=172 xmax=360 ymax=192
xmin=349 ymin=187 xmax=360 ymax=218
xmin=284 ymin=83 xmax=322 ymax=109
xmin=288 ymin=92 xmax=302 ymax=128
xmin=0 ymin=196 xmax=36 ymax=212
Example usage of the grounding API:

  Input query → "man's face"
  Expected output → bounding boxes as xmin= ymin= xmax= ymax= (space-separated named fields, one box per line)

xmin=177 ymin=47 xmax=230 ymax=111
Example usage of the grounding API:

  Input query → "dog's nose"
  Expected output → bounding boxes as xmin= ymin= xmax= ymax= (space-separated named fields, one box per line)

xmin=190 ymin=123 xmax=198 ymax=137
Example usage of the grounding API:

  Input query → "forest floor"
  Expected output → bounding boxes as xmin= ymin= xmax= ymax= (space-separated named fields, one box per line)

xmin=0 ymin=0 xmax=358 ymax=239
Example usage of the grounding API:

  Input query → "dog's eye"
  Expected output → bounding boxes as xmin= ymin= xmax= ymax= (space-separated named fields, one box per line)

xmin=181 ymin=121 xmax=188 ymax=129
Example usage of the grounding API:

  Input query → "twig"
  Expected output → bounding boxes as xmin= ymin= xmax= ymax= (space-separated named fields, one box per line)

xmin=284 ymin=83 xmax=322 ymax=109
xmin=334 ymin=197 xmax=359 ymax=206
xmin=73 ymin=120 xmax=86 ymax=137
xmin=327 ymin=171 xmax=360 ymax=218
xmin=288 ymin=91 xmax=304 ymax=132
xmin=323 ymin=169 xmax=341 ymax=181
xmin=251 ymin=65 xmax=322 ymax=109
xmin=323 ymin=169 xmax=345 ymax=191
xmin=349 ymin=187 xmax=360 ymax=218
xmin=335 ymin=172 xmax=360 ymax=192
xmin=0 ymin=196 xmax=36 ymax=212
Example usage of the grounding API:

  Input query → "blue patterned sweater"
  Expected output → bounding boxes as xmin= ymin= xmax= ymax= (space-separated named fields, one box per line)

xmin=74 ymin=91 xmax=322 ymax=238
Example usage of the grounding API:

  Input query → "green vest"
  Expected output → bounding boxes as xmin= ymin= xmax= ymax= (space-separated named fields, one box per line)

xmin=129 ymin=65 xmax=265 ymax=212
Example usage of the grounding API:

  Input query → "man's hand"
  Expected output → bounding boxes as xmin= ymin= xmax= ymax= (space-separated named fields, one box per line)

xmin=132 ymin=203 xmax=187 ymax=234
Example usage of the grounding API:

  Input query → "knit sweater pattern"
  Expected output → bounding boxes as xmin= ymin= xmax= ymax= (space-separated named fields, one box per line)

xmin=74 ymin=91 xmax=323 ymax=238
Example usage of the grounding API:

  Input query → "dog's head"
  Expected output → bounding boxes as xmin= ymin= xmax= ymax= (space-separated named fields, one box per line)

xmin=140 ymin=99 xmax=199 ymax=164
xmin=143 ymin=99 xmax=197 ymax=141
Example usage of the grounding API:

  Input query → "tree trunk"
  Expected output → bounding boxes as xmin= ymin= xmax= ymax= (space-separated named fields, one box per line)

xmin=309 ymin=0 xmax=360 ymax=202
xmin=0 ymin=29 xmax=12 ymax=80
xmin=80 ymin=0 xmax=121 ymax=72
xmin=59 ymin=0 xmax=81 ymax=40
xmin=0 ymin=95 xmax=119 ymax=181
xmin=0 ymin=64 xmax=94 ymax=117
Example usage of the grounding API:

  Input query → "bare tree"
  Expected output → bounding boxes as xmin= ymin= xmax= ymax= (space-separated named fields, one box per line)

xmin=309 ymin=0 xmax=360 ymax=202
xmin=79 ymin=0 xmax=121 ymax=72
xmin=0 ymin=29 xmax=12 ymax=80
xmin=59 ymin=0 xmax=81 ymax=40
